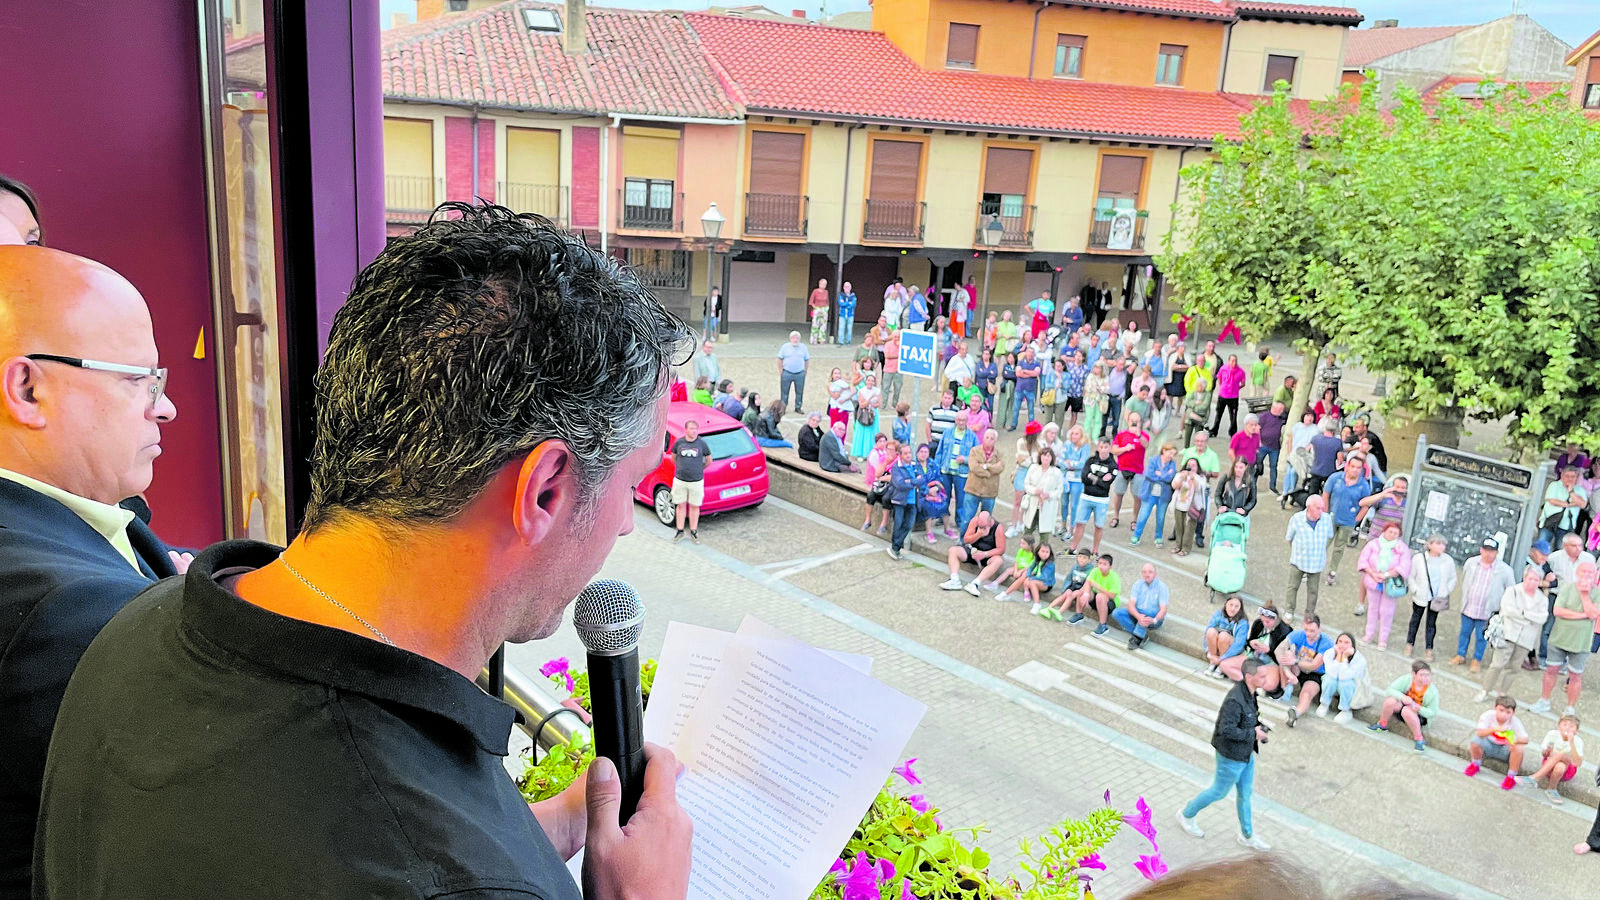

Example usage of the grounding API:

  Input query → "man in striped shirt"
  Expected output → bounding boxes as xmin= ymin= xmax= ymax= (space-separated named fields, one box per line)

xmin=1455 ymin=537 xmax=1517 ymax=672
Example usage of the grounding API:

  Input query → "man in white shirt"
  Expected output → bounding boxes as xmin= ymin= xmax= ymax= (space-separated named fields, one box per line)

xmin=0 ymin=246 xmax=188 ymax=893
xmin=943 ymin=339 xmax=975 ymax=394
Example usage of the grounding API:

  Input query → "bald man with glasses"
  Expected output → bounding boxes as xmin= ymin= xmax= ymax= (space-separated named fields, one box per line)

xmin=0 ymin=245 xmax=186 ymax=900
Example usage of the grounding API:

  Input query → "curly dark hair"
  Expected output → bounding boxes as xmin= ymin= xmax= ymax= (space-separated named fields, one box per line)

xmin=303 ymin=202 xmax=692 ymax=532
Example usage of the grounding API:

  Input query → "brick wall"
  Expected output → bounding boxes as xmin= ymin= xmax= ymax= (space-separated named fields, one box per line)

xmin=444 ymin=115 xmax=496 ymax=203
xmin=571 ymin=126 xmax=600 ymax=229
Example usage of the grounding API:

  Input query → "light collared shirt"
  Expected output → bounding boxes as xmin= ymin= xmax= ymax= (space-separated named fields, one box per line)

xmin=1131 ymin=576 xmax=1170 ymax=618
xmin=0 ymin=467 xmax=139 ymax=571
xmin=1286 ymin=510 xmax=1335 ymax=573
xmin=1460 ymin=556 xmax=1517 ymax=620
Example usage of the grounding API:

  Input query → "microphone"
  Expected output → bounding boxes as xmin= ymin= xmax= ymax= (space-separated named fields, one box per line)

xmin=573 ymin=579 xmax=646 ymax=823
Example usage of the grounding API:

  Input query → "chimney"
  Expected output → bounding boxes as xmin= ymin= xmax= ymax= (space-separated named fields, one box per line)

xmin=1372 ymin=19 xmax=1399 ymax=28
xmin=565 ymin=0 xmax=587 ymax=56
xmin=792 ymin=8 xmax=805 ymax=17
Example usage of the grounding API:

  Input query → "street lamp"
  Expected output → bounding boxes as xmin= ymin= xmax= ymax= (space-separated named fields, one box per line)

xmin=700 ymin=202 xmax=726 ymax=339
xmin=977 ymin=213 xmax=1003 ymax=343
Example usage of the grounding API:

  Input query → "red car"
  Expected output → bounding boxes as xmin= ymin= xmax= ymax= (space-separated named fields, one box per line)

xmin=636 ymin=401 xmax=769 ymax=526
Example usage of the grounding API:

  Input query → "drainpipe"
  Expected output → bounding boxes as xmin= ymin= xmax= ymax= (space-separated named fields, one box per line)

xmin=834 ymin=124 xmax=860 ymax=313
xmin=600 ymin=117 xmax=612 ymax=254
xmin=1218 ymin=22 xmax=1233 ymax=91
xmin=470 ymin=105 xmax=481 ymax=200
xmin=1165 ymin=146 xmax=1192 ymax=347
xmin=1027 ymin=2 xmax=1046 ymax=80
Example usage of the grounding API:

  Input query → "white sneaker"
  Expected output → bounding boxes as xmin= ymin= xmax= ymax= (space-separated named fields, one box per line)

xmin=964 ymin=581 xmax=982 ymax=597
xmin=1473 ymin=690 xmax=1489 ymax=703
xmin=1315 ymin=705 xmax=1329 ymax=718
xmin=1546 ymin=788 xmax=1564 ymax=805
xmin=1335 ymin=710 xmax=1353 ymax=725
xmin=939 ymin=577 xmax=963 ymax=591
xmin=1237 ymin=833 xmax=1271 ymax=851
xmin=1030 ymin=602 xmax=1043 ymax=615
xmin=985 ymin=581 xmax=1003 ymax=592
xmin=1528 ymin=698 xmax=1552 ymax=715
xmin=1005 ymin=526 xmax=1020 ymax=538
xmin=1565 ymin=706 xmax=1579 ymax=717
xmin=1176 ymin=810 xmax=1203 ymax=838
xmin=994 ymin=592 xmax=1011 ymax=603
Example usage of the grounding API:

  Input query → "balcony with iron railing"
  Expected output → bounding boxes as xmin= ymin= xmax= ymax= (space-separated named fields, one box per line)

xmin=502 ymin=182 xmax=567 ymax=227
xmin=973 ymin=205 xmax=1035 ymax=249
xmin=618 ymin=184 xmax=683 ymax=232
xmin=743 ymin=192 xmax=808 ymax=238
xmin=862 ymin=198 xmax=925 ymax=244
xmin=385 ymin=174 xmax=440 ymax=224
xmin=1088 ymin=210 xmax=1148 ymax=251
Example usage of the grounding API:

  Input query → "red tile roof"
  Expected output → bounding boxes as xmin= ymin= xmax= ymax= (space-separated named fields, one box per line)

xmin=1421 ymin=76 xmax=1567 ymax=103
xmin=381 ymin=1 xmax=741 ymax=120
xmin=1566 ymin=27 xmax=1600 ymax=67
xmin=1052 ymin=0 xmax=1235 ymax=21
xmin=1344 ymin=24 xmax=1468 ymax=68
xmin=1226 ymin=2 xmax=1363 ymax=26
xmin=687 ymin=14 xmax=1247 ymax=144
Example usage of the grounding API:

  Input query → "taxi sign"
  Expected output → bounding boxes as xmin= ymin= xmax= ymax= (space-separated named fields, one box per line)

xmin=897 ymin=330 xmax=937 ymax=378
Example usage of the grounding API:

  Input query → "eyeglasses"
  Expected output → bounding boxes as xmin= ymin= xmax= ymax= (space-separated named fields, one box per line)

xmin=26 ymin=353 xmax=168 ymax=407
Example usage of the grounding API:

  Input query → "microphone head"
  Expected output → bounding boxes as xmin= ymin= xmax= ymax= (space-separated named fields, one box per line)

xmin=573 ymin=579 xmax=644 ymax=656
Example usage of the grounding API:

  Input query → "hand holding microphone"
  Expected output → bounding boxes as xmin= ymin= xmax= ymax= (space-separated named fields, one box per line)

xmin=573 ymin=580 xmax=692 ymax=899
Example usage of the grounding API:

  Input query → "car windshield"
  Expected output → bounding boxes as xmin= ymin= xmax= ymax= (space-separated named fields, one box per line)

xmin=700 ymin=427 xmax=757 ymax=460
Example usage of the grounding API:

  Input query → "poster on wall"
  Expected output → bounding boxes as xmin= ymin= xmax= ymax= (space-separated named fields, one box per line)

xmin=1106 ymin=209 xmax=1137 ymax=251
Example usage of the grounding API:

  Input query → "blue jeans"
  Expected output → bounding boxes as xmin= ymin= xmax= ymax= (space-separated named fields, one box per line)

xmin=1256 ymin=444 xmax=1281 ymax=492
xmin=1538 ymin=593 xmax=1558 ymax=664
xmin=755 ymin=438 xmax=792 ymax=448
xmin=960 ymin=493 xmax=994 ymax=534
xmin=1111 ymin=607 xmax=1165 ymax=640
xmin=1322 ymin=677 xmax=1357 ymax=711
xmin=780 ymin=370 xmax=806 ymax=411
xmin=891 ymin=502 xmax=918 ymax=551
xmin=1105 ymin=396 xmax=1124 ymax=436
xmin=1011 ymin=388 xmax=1037 ymax=429
xmin=838 ymin=316 xmax=854 ymax=345
xmin=941 ymin=472 xmax=967 ymax=529
xmin=1061 ymin=480 xmax=1084 ymax=530
xmin=1458 ymin=614 xmax=1490 ymax=661
xmin=1184 ymin=754 xmax=1256 ymax=837
xmin=1283 ymin=465 xmax=1299 ymax=495
xmin=1133 ymin=496 xmax=1169 ymax=542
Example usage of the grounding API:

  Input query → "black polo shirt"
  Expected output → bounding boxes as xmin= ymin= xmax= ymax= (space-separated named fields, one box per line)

xmin=35 ymin=540 xmax=581 ymax=900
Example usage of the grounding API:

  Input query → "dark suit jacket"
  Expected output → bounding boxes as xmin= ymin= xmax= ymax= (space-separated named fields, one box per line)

xmin=0 ymin=478 xmax=176 ymax=899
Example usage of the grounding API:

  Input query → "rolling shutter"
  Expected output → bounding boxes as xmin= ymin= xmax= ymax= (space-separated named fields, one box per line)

xmin=748 ymin=131 xmax=805 ymax=196
xmin=868 ymin=140 xmax=922 ymax=201
xmin=983 ymin=148 xmax=1032 ymax=196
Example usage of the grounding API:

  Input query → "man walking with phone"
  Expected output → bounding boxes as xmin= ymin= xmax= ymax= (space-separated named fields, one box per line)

xmin=1177 ymin=658 xmax=1273 ymax=851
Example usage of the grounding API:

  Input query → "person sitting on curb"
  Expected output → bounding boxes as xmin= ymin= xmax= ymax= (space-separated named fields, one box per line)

xmin=1369 ymin=659 xmax=1440 ymax=752
xmin=997 ymin=541 xmax=1056 ymax=609
xmin=1041 ymin=547 xmax=1095 ymax=621
xmin=1317 ymin=632 xmax=1368 ymax=724
xmin=796 ymin=412 xmax=824 ymax=462
xmin=1284 ymin=614 xmax=1333 ymax=726
xmin=1464 ymin=694 xmax=1529 ymax=791
xmin=1069 ymin=553 xmax=1122 ymax=635
xmin=1530 ymin=714 xmax=1584 ymax=805
xmin=1203 ymin=595 xmax=1250 ymax=676
xmin=1219 ymin=604 xmax=1291 ymax=695
xmin=819 ymin=421 xmax=857 ymax=473
xmin=939 ymin=509 xmax=1008 ymax=597
xmin=993 ymin=535 xmax=1035 ymax=597
xmin=1112 ymin=563 xmax=1170 ymax=651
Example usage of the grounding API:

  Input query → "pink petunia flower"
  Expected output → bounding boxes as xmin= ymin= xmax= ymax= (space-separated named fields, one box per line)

xmin=538 ymin=657 xmax=575 ymax=693
xmin=1134 ymin=853 xmax=1169 ymax=881
xmin=905 ymin=794 xmax=930 ymax=813
xmin=1123 ymin=796 xmax=1158 ymax=847
xmin=899 ymin=876 xmax=917 ymax=900
xmin=838 ymin=855 xmax=882 ymax=900
xmin=1077 ymin=853 xmax=1108 ymax=872
xmin=893 ymin=758 xmax=923 ymax=786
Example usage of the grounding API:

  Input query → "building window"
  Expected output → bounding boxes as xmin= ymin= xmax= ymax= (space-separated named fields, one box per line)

xmin=1054 ymin=34 xmax=1085 ymax=78
xmin=946 ymin=23 xmax=979 ymax=68
xmin=447 ymin=0 xmax=469 ymax=11
xmin=1585 ymin=56 xmax=1600 ymax=109
xmin=1156 ymin=44 xmax=1186 ymax=86
xmin=1263 ymin=54 xmax=1298 ymax=92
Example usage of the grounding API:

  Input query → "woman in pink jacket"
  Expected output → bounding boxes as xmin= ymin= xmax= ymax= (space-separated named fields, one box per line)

xmin=1358 ymin=520 xmax=1414 ymax=649
xmin=1211 ymin=354 xmax=1248 ymax=437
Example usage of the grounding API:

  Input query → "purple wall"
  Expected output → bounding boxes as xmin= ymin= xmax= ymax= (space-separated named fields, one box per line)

xmin=0 ymin=1 xmax=224 ymax=547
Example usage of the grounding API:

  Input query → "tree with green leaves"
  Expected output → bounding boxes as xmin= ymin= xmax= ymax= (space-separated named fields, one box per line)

xmin=1161 ymin=81 xmax=1600 ymax=453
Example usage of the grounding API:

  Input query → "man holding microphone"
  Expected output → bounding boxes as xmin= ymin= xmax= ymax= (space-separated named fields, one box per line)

xmin=34 ymin=205 xmax=694 ymax=899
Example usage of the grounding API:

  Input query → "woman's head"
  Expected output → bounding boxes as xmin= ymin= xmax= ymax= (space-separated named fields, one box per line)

xmin=1037 ymin=447 xmax=1056 ymax=468
xmin=1183 ymin=458 xmax=1201 ymax=474
xmin=1426 ymin=533 xmax=1447 ymax=554
xmin=747 ymin=390 xmax=761 ymax=408
xmin=806 ymin=412 xmax=821 ymax=428
xmin=694 ymin=375 xmax=710 ymax=390
xmin=767 ymin=399 xmax=786 ymax=419
xmin=1379 ymin=521 xmax=1402 ymax=540
xmin=0 ymin=175 xmax=42 ymax=245
xmin=1159 ymin=442 xmax=1176 ymax=460
xmin=1524 ymin=565 xmax=1544 ymax=588
xmin=1222 ymin=594 xmax=1243 ymax=620
xmin=1232 ymin=457 xmax=1250 ymax=479
xmin=1054 ymin=357 xmax=1066 ymax=372
xmin=897 ymin=442 xmax=913 ymax=461
xmin=1035 ymin=542 xmax=1054 ymax=564
xmin=865 ymin=374 xmax=878 ymax=388
xmin=1321 ymin=387 xmax=1336 ymax=402
xmin=916 ymin=443 xmax=931 ymax=462
xmin=1334 ymin=632 xmax=1356 ymax=655
xmin=981 ymin=348 xmax=993 ymax=363
xmin=1042 ymin=422 xmax=1060 ymax=443
xmin=1301 ymin=409 xmax=1317 ymax=425
xmin=1067 ymin=424 xmax=1085 ymax=445
xmin=897 ymin=401 xmax=910 ymax=417
xmin=874 ymin=433 xmax=887 ymax=449
xmin=830 ymin=366 xmax=842 ymax=381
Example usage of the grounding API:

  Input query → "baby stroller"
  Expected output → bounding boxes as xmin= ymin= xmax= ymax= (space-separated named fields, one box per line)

xmin=1282 ymin=453 xmax=1326 ymax=511
xmin=1204 ymin=511 xmax=1250 ymax=603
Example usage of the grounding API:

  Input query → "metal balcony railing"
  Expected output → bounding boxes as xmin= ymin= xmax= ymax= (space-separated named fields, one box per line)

xmin=974 ymin=205 xmax=1035 ymax=248
xmin=502 ymin=182 xmax=567 ymax=226
xmin=743 ymin=192 xmax=808 ymax=238
xmin=618 ymin=185 xmax=683 ymax=232
xmin=385 ymin=174 xmax=440 ymax=223
xmin=862 ymin=198 xmax=925 ymax=243
xmin=1088 ymin=211 xmax=1148 ymax=251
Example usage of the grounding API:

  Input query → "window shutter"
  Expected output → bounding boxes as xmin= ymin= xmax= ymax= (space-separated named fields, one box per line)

xmin=1588 ymin=55 xmax=1600 ymax=83
xmin=1263 ymin=54 xmax=1297 ymax=91
xmin=621 ymin=126 xmax=680 ymax=181
xmin=983 ymin=148 xmax=1033 ymax=197
xmin=947 ymin=23 xmax=978 ymax=66
xmin=1055 ymin=34 xmax=1085 ymax=76
xmin=748 ymin=131 xmax=805 ymax=196
xmin=869 ymin=140 xmax=922 ymax=201
xmin=1097 ymin=155 xmax=1146 ymax=206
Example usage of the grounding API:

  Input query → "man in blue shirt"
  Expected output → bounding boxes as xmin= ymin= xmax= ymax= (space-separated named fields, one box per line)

xmin=1111 ymin=563 xmax=1169 ymax=650
xmin=836 ymin=281 xmax=858 ymax=345
xmin=1308 ymin=419 xmax=1344 ymax=480
xmin=1011 ymin=348 xmax=1042 ymax=430
xmin=1321 ymin=455 xmax=1372 ymax=592
xmin=1284 ymin=615 xmax=1334 ymax=725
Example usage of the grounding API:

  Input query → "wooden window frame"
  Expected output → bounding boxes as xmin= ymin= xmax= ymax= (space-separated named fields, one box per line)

xmin=1054 ymin=34 xmax=1086 ymax=79
xmin=1156 ymin=43 xmax=1186 ymax=87
xmin=1091 ymin=148 xmax=1153 ymax=213
xmin=1586 ymin=56 xmax=1600 ymax=109
xmin=946 ymin=22 xmax=979 ymax=69
xmin=1261 ymin=51 xmax=1300 ymax=94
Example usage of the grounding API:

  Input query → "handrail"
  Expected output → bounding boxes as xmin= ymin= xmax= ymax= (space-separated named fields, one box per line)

xmin=477 ymin=654 xmax=591 ymax=752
